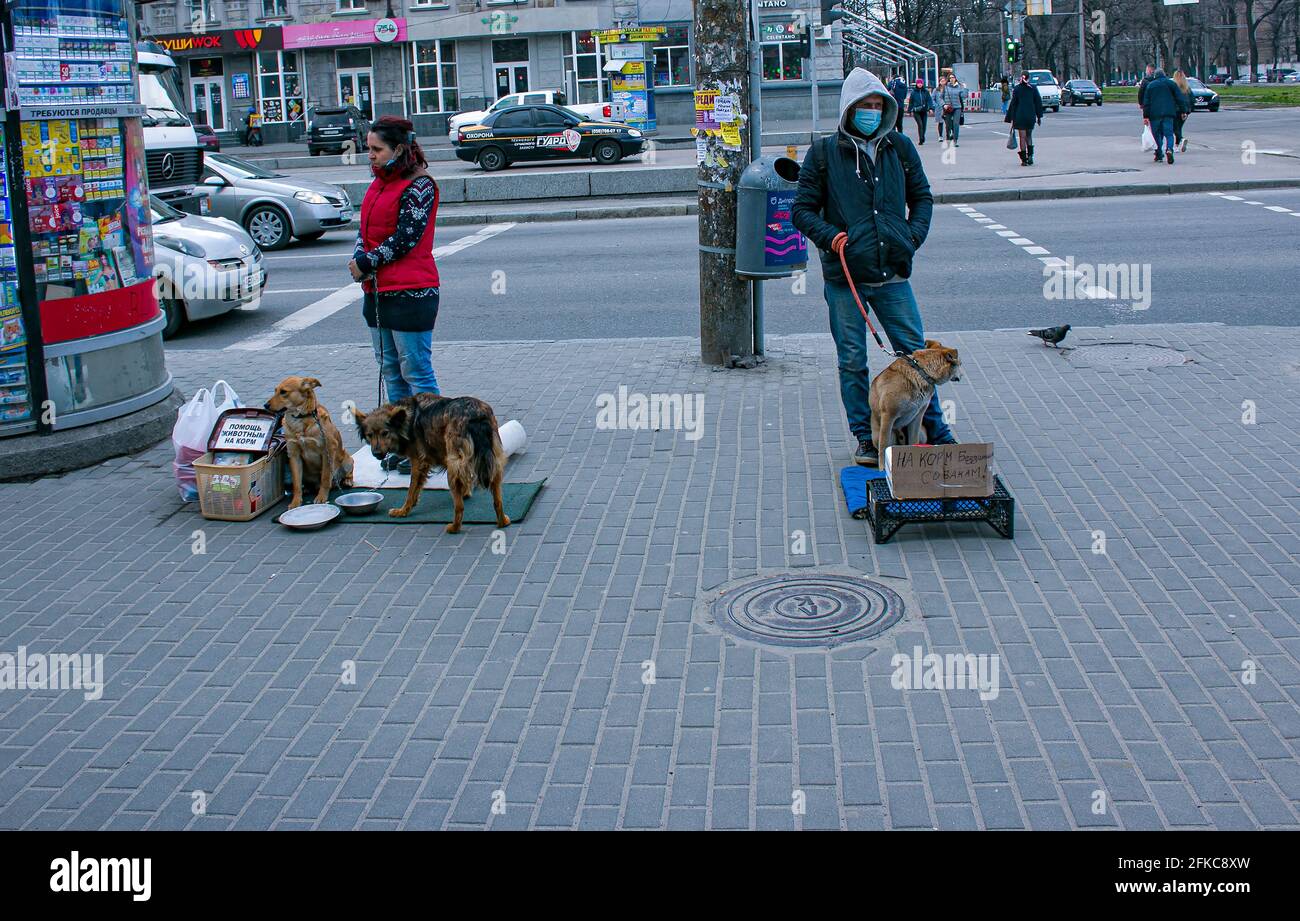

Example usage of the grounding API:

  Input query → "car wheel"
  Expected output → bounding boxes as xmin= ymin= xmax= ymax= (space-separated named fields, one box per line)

xmin=310 ymin=147 xmax=321 ymax=157
xmin=160 ymin=297 xmax=185 ymax=339
xmin=478 ymin=146 xmax=508 ymax=172
xmin=297 ymin=231 xmax=326 ymax=242
xmin=1052 ymin=105 xmax=1060 ymax=113
xmin=1209 ymin=102 xmax=1220 ymax=112
xmin=245 ymin=205 xmax=291 ymax=251
xmin=594 ymin=140 xmax=622 ymax=165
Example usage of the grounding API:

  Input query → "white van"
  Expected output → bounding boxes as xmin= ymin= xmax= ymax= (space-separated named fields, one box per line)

xmin=137 ymin=42 xmax=205 ymax=211
xmin=1025 ymin=69 xmax=1062 ymax=112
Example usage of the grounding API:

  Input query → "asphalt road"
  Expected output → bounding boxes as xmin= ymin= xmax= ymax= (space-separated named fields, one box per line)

xmin=165 ymin=187 xmax=1300 ymax=352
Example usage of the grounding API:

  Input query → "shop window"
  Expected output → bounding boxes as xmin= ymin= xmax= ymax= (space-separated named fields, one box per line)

xmin=760 ymin=22 xmax=805 ymax=82
xmin=563 ymin=31 xmax=605 ymax=104
xmin=257 ymin=50 xmax=305 ymax=124
xmin=652 ymin=24 xmax=690 ymax=87
xmin=187 ymin=0 xmax=219 ymax=27
xmin=410 ymin=40 xmax=458 ymax=114
xmin=492 ymin=38 xmax=529 ymax=63
xmin=336 ymin=0 xmax=366 ymax=11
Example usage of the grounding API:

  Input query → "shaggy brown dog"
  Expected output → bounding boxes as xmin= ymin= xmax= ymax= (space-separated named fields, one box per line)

xmin=353 ymin=392 xmax=509 ymax=533
xmin=264 ymin=376 xmax=354 ymax=508
xmin=868 ymin=340 xmax=962 ymax=468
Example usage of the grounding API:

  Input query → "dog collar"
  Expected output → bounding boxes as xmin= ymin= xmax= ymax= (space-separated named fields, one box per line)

xmin=897 ymin=351 xmax=939 ymax=387
xmin=289 ymin=410 xmax=319 ymax=420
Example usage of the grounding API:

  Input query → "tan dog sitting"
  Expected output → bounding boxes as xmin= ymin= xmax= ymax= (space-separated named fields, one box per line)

xmin=868 ymin=340 xmax=962 ymax=468
xmin=265 ymin=376 xmax=354 ymax=508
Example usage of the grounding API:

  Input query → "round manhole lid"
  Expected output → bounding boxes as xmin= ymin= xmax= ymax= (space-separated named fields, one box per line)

xmin=709 ymin=573 xmax=904 ymax=648
xmin=1068 ymin=343 xmax=1189 ymax=368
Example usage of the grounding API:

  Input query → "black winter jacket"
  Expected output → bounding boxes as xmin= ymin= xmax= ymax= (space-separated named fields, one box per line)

xmin=792 ymin=131 xmax=933 ymax=286
xmin=1005 ymin=81 xmax=1044 ymax=130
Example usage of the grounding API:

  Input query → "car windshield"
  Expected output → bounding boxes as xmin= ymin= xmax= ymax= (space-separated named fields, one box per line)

xmin=1187 ymin=78 xmax=1206 ymax=89
xmin=1073 ymin=81 xmax=1098 ymax=90
xmin=151 ymin=198 xmax=185 ymax=224
xmin=314 ymin=110 xmax=354 ymax=127
xmin=559 ymin=106 xmax=587 ymax=122
xmin=139 ymin=68 xmax=191 ymax=128
xmin=1027 ymin=73 xmax=1056 ymax=86
xmin=209 ymin=153 xmax=285 ymax=180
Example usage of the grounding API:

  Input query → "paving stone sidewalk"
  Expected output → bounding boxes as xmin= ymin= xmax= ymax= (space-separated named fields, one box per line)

xmin=0 ymin=323 xmax=1297 ymax=830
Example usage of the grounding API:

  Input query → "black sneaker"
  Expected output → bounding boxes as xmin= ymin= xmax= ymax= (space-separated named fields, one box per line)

xmin=853 ymin=439 xmax=879 ymax=466
xmin=397 ymin=457 xmax=412 ymax=475
xmin=931 ymin=434 xmax=960 ymax=446
xmin=1166 ymin=150 xmax=1174 ymax=164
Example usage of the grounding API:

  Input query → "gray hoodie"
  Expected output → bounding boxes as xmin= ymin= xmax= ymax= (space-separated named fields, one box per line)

xmin=838 ymin=67 xmax=898 ymax=166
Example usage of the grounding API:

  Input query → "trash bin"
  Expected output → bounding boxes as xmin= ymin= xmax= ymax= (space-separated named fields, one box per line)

xmin=736 ymin=156 xmax=808 ymax=279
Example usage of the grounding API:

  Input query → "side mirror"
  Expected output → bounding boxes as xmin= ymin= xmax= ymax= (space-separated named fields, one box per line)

xmin=203 ymin=175 xmax=226 ymax=187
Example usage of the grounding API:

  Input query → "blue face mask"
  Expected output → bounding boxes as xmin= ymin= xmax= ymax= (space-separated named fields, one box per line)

xmin=852 ymin=109 xmax=882 ymax=136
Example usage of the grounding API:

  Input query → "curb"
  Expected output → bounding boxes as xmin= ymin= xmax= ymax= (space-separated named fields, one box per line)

xmin=0 ymin=388 xmax=183 ymax=482
xmin=430 ymin=177 xmax=1300 ymax=225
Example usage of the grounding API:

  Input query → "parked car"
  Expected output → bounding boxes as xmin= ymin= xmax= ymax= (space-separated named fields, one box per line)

xmin=193 ymin=122 xmax=220 ymax=152
xmin=448 ymin=90 xmax=626 ymax=142
xmin=1186 ymin=77 xmax=1221 ymax=111
xmin=1025 ymin=69 xmax=1061 ymax=112
xmin=1061 ymin=79 xmax=1103 ymax=106
xmin=196 ymin=152 xmax=353 ymax=251
xmin=1284 ymin=72 xmax=1300 ymax=84
xmin=306 ymin=105 xmax=370 ymax=156
xmin=453 ymin=104 xmax=645 ymax=171
xmin=151 ymin=196 xmax=265 ymax=339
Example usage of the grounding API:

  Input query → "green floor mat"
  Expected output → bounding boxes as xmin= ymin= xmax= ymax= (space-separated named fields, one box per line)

xmin=326 ymin=480 xmax=545 ymax=525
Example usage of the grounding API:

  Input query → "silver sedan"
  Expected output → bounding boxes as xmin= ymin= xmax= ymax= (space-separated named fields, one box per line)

xmin=197 ymin=152 xmax=354 ymax=251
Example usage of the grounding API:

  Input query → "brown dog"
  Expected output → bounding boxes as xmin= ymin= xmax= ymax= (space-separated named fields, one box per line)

xmin=868 ymin=340 xmax=962 ymax=468
xmin=353 ymin=392 xmax=510 ymax=534
xmin=265 ymin=376 xmax=354 ymax=508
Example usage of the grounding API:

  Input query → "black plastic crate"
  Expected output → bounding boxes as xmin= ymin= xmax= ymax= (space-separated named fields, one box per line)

xmin=865 ymin=474 xmax=1015 ymax=543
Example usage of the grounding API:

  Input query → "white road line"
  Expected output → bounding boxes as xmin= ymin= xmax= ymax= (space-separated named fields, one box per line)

xmin=985 ymin=224 xmax=1007 ymax=230
xmin=1265 ymin=205 xmax=1292 ymax=213
xmin=260 ymin=287 xmax=342 ymax=294
xmin=225 ymin=222 xmax=515 ymax=352
xmin=996 ymin=229 xmax=1018 ymax=237
xmin=1008 ymin=237 xmax=1034 ymax=245
xmin=1243 ymin=200 xmax=1263 ymax=205
xmin=1023 ymin=246 xmax=1050 ymax=255
xmin=1222 ymin=195 xmax=1244 ymax=201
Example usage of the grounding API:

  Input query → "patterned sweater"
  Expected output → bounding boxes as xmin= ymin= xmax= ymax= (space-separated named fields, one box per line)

xmin=353 ymin=174 xmax=440 ymax=331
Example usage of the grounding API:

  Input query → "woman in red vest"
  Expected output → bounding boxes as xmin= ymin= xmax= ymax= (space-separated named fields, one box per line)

xmin=349 ymin=117 xmax=441 ymax=468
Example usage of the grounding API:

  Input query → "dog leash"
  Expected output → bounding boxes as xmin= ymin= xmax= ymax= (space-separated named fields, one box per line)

xmin=836 ymin=242 xmax=897 ymax=358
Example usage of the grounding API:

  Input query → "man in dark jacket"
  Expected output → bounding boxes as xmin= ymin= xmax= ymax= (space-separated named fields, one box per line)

xmin=906 ymin=79 xmax=933 ymax=144
xmin=1136 ymin=65 xmax=1155 ymax=109
xmin=1142 ymin=68 xmax=1186 ymax=163
xmin=888 ymin=73 xmax=908 ymax=132
xmin=792 ymin=67 xmax=956 ymax=467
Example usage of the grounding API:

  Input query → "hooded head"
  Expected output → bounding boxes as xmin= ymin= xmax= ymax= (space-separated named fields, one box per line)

xmin=1154 ymin=68 xmax=1167 ymax=79
xmin=838 ymin=67 xmax=898 ymax=143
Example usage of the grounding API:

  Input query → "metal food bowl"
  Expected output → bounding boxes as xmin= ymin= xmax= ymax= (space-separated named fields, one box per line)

xmin=278 ymin=503 xmax=341 ymax=530
xmin=335 ymin=491 xmax=384 ymax=515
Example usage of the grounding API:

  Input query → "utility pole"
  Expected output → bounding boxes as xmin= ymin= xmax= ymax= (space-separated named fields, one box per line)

xmin=1078 ymin=0 xmax=1086 ymax=80
xmin=695 ymin=0 xmax=754 ymax=365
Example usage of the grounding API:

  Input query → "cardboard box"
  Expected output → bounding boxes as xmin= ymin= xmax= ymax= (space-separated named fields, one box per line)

xmin=884 ymin=443 xmax=995 ymax=499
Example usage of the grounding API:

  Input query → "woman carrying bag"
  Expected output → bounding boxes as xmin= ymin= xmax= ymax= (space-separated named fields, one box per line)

xmin=1172 ymin=69 xmax=1193 ymax=153
xmin=349 ymin=116 xmax=441 ymax=472
xmin=907 ymin=79 xmax=933 ymax=145
xmin=1005 ymin=72 xmax=1044 ymax=166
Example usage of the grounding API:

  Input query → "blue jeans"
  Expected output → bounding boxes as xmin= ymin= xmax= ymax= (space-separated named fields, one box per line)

xmin=824 ymin=279 xmax=952 ymax=445
xmin=1151 ymin=116 xmax=1175 ymax=156
xmin=370 ymin=327 xmax=440 ymax=401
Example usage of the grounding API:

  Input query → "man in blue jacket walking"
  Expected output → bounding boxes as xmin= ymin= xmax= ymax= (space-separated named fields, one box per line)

xmin=792 ymin=68 xmax=958 ymax=467
xmin=1142 ymin=69 xmax=1188 ymax=164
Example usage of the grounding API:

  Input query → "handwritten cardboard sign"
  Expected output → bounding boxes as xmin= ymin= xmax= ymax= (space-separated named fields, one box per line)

xmin=884 ymin=443 xmax=994 ymax=499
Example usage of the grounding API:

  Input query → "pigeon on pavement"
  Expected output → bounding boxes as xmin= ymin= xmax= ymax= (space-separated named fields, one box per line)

xmin=1028 ymin=324 xmax=1071 ymax=347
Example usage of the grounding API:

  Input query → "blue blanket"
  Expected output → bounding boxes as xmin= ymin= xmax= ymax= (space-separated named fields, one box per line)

xmin=840 ymin=466 xmax=888 ymax=519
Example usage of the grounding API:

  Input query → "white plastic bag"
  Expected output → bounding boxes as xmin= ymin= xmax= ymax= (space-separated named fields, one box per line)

xmin=172 ymin=380 xmax=242 ymax=501
xmin=1141 ymin=125 xmax=1156 ymax=152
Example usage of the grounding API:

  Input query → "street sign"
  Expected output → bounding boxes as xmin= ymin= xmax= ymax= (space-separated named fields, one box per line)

xmin=1026 ymin=0 xmax=1051 ymax=14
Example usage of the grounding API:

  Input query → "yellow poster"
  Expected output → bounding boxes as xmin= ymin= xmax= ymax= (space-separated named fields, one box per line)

xmin=721 ymin=122 xmax=742 ymax=149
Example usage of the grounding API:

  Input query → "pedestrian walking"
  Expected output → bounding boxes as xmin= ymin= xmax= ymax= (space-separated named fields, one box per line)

xmin=939 ymin=76 xmax=964 ymax=146
xmin=936 ymin=76 xmax=947 ymax=140
xmin=792 ymin=67 xmax=958 ymax=467
xmin=1000 ymin=76 xmax=1010 ymax=115
xmin=1136 ymin=64 xmax=1156 ymax=113
xmin=349 ymin=116 xmax=442 ymax=472
xmin=907 ymin=78 xmax=933 ymax=145
xmin=1005 ymin=71 xmax=1044 ymax=165
xmin=888 ymin=72 xmax=908 ymax=132
xmin=1141 ymin=68 xmax=1186 ymax=164
xmin=1172 ymin=69 xmax=1193 ymax=152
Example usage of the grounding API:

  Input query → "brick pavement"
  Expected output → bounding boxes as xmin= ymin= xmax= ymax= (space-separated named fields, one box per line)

xmin=0 ymin=323 xmax=1297 ymax=829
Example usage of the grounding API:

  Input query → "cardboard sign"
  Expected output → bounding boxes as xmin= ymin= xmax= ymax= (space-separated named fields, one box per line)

xmin=212 ymin=416 xmax=276 ymax=451
xmin=884 ymin=443 xmax=994 ymax=499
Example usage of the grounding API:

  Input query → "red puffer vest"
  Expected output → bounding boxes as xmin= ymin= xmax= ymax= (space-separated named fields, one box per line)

xmin=359 ymin=169 xmax=440 ymax=293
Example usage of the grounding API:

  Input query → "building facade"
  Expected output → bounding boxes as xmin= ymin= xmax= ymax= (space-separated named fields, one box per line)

xmin=138 ymin=0 xmax=845 ymax=141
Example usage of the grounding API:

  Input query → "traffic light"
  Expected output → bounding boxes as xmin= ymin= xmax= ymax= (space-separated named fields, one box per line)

xmin=821 ymin=0 xmax=845 ymax=24
xmin=795 ymin=19 xmax=812 ymax=60
xmin=1006 ymin=39 xmax=1021 ymax=63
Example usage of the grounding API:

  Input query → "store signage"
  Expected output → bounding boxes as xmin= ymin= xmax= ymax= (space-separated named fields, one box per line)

xmin=758 ymin=0 xmax=789 ymax=7
xmin=153 ymin=27 xmax=284 ymax=56
xmin=232 ymin=73 xmax=251 ymax=99
xmin=283 ymin=18 xmax=408 ymax=49
xmin=593 ymin=26 xmax=668 ymax=43
xmin=607 ymin=43 xmax=642 ymax=61
xmin=21 ymin=104 xmax=145 ymax=120
xmin=760 ymin=21 xmax=799 ymax=41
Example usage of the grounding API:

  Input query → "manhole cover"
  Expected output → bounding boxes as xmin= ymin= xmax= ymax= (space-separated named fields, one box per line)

xmin=1068 ymin=343 xmax=1189 ymax=369
xmin=709 ymin=573 xmax=904 ymax=648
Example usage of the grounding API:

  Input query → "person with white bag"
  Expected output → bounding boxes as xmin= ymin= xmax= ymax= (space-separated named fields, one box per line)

xmin=172 ymin=381 xmax=241 ymax=501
